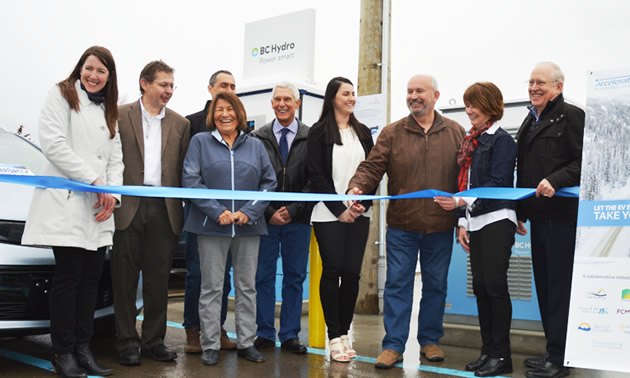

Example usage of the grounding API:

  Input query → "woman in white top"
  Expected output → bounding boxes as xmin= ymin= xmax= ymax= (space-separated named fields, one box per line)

xmin=22 ymin=46 xmax=122 ymax=378
xmin=306 ymin=77 xmax=374 ymax=362
xmin=435 ymin=82 xmax=517 ymax=377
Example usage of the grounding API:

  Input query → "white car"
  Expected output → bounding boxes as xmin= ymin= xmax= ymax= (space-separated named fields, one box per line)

xmin=0 ymin=128 xmax=142 ymax=336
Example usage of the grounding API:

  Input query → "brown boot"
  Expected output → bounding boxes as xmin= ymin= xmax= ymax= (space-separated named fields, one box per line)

xmin=184 ymin=328 xmax=202 ymax=354
xmin=221 ymin=327 xmax=237 ymax=350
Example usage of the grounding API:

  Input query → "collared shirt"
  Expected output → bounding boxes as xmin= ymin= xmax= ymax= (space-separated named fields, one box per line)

xmin=458 ymin=123 xmax=517 ymax=231
xmin=528 ymin=105 xmax=540 ymax=123
xmin=272 ymin=118 xmax=298 ymax=152
xmin=525 ymin=106 xmax=541 ymax=143
xmin=139 ymin=98 xmax=165 ymax=186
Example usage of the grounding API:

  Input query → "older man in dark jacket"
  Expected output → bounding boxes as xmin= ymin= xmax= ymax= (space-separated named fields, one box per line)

xmin=516 ymin=62 xmax=584 ymax=378
xmin=250 ymin=83 xmax=313 ymax=354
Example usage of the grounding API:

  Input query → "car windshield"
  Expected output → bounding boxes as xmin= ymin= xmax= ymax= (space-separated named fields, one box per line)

xmin=0 ymin=131 xmax=46 ymax=174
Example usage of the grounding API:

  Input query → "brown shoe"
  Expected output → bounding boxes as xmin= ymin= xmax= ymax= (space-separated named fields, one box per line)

xmin=421 ymin=344 xmax=444 ymax=362
xmin=221 ymin=327 xmax=237 ymax=350
xmin=184 ymin=328 xmax=202 ymax=354
xmin=375 ymin=349 xmax=403 ymax=369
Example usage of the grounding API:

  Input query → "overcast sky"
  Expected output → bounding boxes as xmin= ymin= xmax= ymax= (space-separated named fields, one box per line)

xmin=1 ymin=0 xmax=629 ymax=140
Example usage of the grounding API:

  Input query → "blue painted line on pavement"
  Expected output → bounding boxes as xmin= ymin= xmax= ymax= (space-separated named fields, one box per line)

xmin=161 ymin=320 xmax=505 ymax=378
xmin=305 ymin=346 xmax=487 ymax=377
xmin=0 ymin=347 xmax=54 ymax=372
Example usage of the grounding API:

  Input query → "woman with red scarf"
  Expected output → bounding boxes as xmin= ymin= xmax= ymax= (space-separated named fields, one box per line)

xmin=434 ymin=82 xmax=517 ymax=377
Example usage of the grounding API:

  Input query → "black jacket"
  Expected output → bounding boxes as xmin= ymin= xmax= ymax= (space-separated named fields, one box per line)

xmin=186 ymin=100 xmax=212 ymax=137
xmin=516 ymin=94 xmax=584 ymax=222
xmin=250 ymin=119 xmax=314 ymax=224
xmin=457 ymin=127 xmax=517 ymax=220
xmin=307 ymin=120 xmax=375 ymax=217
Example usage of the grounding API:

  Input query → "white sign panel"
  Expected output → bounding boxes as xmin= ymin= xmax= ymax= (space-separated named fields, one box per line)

xmin=243 ymin=9 xmax=315 ymax=83
xmin=354 ymin=93 xmax=387 ymax=141
xmin=565 ymin=67 xmax=630 ymax=373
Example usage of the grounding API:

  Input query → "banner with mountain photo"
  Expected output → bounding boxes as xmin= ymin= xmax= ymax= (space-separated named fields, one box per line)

xmin=565 ymin=68 xmax=630 ymax=373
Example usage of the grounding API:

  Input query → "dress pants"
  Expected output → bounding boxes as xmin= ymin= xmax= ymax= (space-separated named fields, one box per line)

xmin=111 ymin=197 xmax=178 ymax=351
xmin=469 ymin=219 xmax=516 ymax=359
xmin=313 ymin=217 xmax=369 ymax=340
xmin=198 ymin=235 xmax=260 ymax=351
xmin=50 ymin=246 xmax=106 ymax=354
xmin=255 ymin=223 xmax=311 ymax=343
xmin=530 ymin=219 xmax=576 ymax=367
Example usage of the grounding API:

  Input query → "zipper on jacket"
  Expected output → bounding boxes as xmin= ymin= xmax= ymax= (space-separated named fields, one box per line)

xmin=230 ymin=148 xmax=236 ymax=238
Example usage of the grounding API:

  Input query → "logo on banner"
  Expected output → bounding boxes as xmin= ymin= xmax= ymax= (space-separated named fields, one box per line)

xmin=594 ymin=74 xmax=630 ymax=90
xmin=251 ymin=42 xmax=297 ymax=63
xmin=622 ymin=289 xmax=630 ymax=300
xmin=255 ymin=42 xmax=296 ymax=56
xmin=578 ymin=322 xmax=592 ymax=331
xmin=587 ymin=288 xmax=608 ymax=299
xmin=592 ymin=340 xmax=623 ymax=350
xmin=592 ymin=324 xmax=612 ymax=333
xmin=577 ymin=322 xmax=609 ymax=333
xmin=621 ymin=324 xmax=630 ymax=334
xmin=617 ymin=308 xmax=630 ymax=315
xmin=577 ymin=306 xmax=608 ymax=315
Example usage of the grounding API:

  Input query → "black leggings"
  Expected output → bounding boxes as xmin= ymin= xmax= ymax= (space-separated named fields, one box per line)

xmin=50 ymin=246 xmax=106 ymax=354
xmin=313 ymin=217 xmax=369 ymax=340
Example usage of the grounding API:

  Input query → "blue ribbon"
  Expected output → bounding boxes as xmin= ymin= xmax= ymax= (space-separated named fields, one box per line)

xmin=0 ymin=174 xmax=579 ymax=201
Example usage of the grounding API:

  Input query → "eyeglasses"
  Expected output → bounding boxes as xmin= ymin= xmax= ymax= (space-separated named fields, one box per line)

xmin=528 ymin=80 xmax=556 ymax=88
xmin=154 ymin=81 xmax=177 ymax=90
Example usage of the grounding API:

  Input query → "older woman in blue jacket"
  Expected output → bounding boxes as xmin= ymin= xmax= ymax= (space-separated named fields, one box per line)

xmin=182 ymin=92 xmax=276 ymax=366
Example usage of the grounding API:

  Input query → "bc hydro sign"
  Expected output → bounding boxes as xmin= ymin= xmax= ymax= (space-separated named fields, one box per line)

xmin=243 ymin=9 xmax=315 ymax=82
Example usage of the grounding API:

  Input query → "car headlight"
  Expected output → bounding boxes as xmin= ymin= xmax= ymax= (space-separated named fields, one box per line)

xmin=0 ymin=220 xmax=25 ymax=245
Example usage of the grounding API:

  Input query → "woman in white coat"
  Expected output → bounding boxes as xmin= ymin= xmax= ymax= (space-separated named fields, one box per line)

xmin=22 ymin=46 xmax=123 ymax=378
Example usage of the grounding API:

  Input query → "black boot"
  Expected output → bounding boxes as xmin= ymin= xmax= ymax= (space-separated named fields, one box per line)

xmin=53 ymin=353 xmax=86 ymax=378
xmin=75 ymin=343 xmax=113 ymax=376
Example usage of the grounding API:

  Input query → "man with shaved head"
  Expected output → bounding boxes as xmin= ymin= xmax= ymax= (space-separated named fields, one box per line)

xmin=348 ymin=74 xmax=465 ymax=369
xmin=516 ymin=62 xmax=584 ymax=378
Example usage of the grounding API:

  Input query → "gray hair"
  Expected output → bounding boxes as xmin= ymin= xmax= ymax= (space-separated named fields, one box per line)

xmin=430 ymin=75 xmax=439 ymax=92
xmin=209 ymin=70 xmax=233 ymax=86
xmin=408 ymin=74 xmax=439 ymax=92
xmin=536 ymin=61 xmax=565 ymax=84
xmin=272 ymin=82 xmax=300 ymax=101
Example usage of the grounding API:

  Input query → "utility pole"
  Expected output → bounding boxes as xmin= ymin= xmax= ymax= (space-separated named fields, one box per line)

xmin=355 ymin=0 xmax=391 ymax=314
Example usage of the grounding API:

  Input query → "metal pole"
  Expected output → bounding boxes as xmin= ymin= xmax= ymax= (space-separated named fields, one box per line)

xmin=377 ymin=0 xmax=391 ymax=314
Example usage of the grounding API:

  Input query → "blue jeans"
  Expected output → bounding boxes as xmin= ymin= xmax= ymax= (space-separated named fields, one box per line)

xmin=382 ymin=227 xmax=454 ymax=354
xmin=255 ymin=223 xmax=311 ymax=343
xmin=183 ymin=206 xmax=232 ymax=329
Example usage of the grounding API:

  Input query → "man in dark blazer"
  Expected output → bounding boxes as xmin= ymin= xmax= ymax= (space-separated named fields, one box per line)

xmin=112 ymin=60 xmax=190 ymax=366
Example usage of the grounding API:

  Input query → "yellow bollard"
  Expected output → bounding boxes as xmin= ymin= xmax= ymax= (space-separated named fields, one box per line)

xmin=308 ymin=229 xmax=326 ymax=348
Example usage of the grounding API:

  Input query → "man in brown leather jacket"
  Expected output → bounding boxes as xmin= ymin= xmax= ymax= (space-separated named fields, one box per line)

xmin=348 ymin=74 xmax=465 ymax=369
